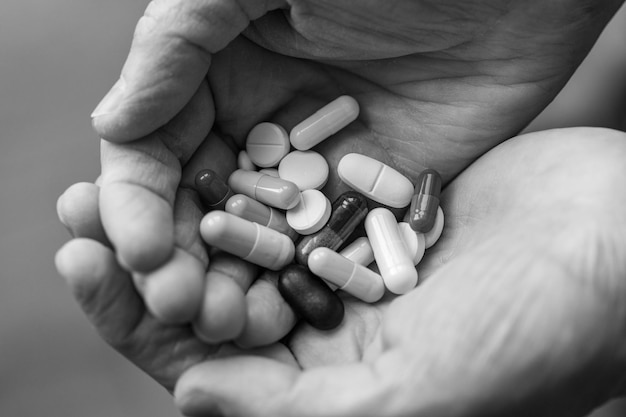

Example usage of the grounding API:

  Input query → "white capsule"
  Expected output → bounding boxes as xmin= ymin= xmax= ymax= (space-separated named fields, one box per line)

xmin=365 ymin=208 xmax=418 ymax=294
xmin=246 ymin=122 xmax=291 ymax=168
xmin=424 ymin=206 xmax=445 ymax=249
xmin=258 ymin=168 xmax=280 ymax=177
xmin=278 ymin=150 xmax=329 ymax=191
xmin=339 ymin=236 xmax=375 ymax=266
xmin=398 ymin=222 xmax=426 ymax=265
xmin=200 ymin=211 xmax=294 ymax=270
xmin=290 ymin=96 xmax=359 ymax=150
xmin=286 ymin=189 xmax=332 ymax=235
xmin=337 ymin=153 xmax=414 ymax=208
xmin=308 ymin=247 xmax=385 ymax=303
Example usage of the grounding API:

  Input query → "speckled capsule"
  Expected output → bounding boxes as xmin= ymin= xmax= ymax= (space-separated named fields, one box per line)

xmin=277 ymin=264 xmax=344 ymax=330
xmin=408 ymin=169 xmax=442 ymax=233
xmin=295 ymin=191 xmax=368 ymax=265
xmin=194 ymin=169 xmax=233 ymax=211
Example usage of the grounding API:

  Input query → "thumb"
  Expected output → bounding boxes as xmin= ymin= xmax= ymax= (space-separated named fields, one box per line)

xmin=91 ymin=0 xmax=287 ymax=142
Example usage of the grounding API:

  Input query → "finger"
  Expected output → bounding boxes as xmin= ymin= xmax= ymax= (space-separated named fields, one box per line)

xmin=235 ymin=271 xmax=297 ymax=348
xmin=175 ymin=354 xmax=398 ymax=417
xmin=99 ymin=81 xmax=211 ymax=273
xmin=55 ymin=238 xmax=144 ymax=345
xmin=56 ymin=182 xmax=109 ymax=245
xmin=192 ymin=253 xmax=258 ymax=344
xmin=91 ymin=0 xmax=287 ymax=142
xmin=133 ymin=188 xmax=207 ymax=324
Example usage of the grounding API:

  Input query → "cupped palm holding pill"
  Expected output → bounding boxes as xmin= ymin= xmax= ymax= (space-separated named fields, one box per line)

xmin=57 ymin=1 xmax=626 ymax=414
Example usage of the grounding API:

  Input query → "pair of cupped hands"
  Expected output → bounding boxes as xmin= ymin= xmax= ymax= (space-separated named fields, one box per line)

xmin=55 ymin=1 xmax=626 ymax=416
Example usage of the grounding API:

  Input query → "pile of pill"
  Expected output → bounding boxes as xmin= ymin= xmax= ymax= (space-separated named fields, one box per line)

xmin=194 ymin=96 xmax=444 ymax=331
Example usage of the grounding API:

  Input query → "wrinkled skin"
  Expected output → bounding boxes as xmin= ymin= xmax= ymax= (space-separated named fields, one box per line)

xmin=56 ymin=1 xmax=626 ymax=416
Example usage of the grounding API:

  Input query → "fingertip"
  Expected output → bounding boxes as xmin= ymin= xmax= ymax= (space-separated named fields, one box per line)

xmin=57 ymin=182 xmax=108 ymax=242
xmin=55 ymin=238 xmax=117 ymax=299
xmin=192 ymin=271 xmax=247 ymax=344
xmin=139 ymin=248 xmax=206 ymax=324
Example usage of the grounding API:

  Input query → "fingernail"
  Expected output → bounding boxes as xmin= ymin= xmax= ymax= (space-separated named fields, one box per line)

xmin=91 ymin=77 xmax=126 ymax=119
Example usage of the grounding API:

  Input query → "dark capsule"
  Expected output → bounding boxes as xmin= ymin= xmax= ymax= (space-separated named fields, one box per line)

xmin=295 ymin=191 xmax=368 ymax=265
xmin=408 ymin=169 xmax=442 ymax=233
xmin=194 ymin=169 xmax=233 ymax=211
xmin=278 ymin=264 xmax=344 ymax=330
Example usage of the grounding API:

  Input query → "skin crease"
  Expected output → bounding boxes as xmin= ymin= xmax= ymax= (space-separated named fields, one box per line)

xmin=55 ymin=0 xmax=626 ymax=415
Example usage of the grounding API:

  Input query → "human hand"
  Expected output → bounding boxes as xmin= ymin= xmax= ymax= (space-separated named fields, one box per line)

xmin=58 ymin=127 xmax=626 ymax=415
xmin=88 ymin=0 xmax=624 ymax=324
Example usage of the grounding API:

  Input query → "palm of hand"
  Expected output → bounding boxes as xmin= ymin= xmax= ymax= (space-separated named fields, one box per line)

xmin=60 ymin=1 xmax=626 ymax=413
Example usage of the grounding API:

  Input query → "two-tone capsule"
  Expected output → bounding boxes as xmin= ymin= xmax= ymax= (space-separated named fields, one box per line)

xmin=408 ymin=169 xmax=442 ymax=233
xmin=308 ymin=247 xmax=385 ymax=303
xmin=200 ymin=211 xmax=294 ymax=270
xmin=228 ymin=169 xmax=300 ymax=210
xmin=225 ymin=194 xmax=299 ymax=240
xmin=194 ymin=169 xmax=233 ymax=211
xmin=295 ymin=191 xmax=368 ymax=265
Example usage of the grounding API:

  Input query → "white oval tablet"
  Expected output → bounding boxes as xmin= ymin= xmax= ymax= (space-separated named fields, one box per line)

xmin=398 ymin=222 xmax=426 ymax=265
xmin=246 ymin=122 xmax=291 ymax=168
xmin=278 ymin=150 xmax=329 ymax=191
xmin=424 ymin=206 xmax=444 ymax=249
xmin=337 ymin=153 xmax=413 ymax=208
xmin=237 ymin=150 xmax=256 ymax=171
xmin=286 ymin=189 xmax=331 ymax=235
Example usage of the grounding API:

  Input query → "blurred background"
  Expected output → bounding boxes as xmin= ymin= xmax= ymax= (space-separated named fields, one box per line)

xmin=0 ymin=1 xmax=624 ymax=416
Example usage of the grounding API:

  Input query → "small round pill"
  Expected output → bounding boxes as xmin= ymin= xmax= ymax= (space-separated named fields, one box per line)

xmin=258 ymin=168 xmax=280 ymax=177
xmin=286 ymin=189 xmax=332 ymax=235
xmin=237 ymin=150 xmax=257 ymax=171
xmin=278 ymin=264 xmax=344 ymax=330
xmin=337 ymin=153 xmax=414 ymax=209
xmin=290 ymin=95 xmax=359 ymax=151
xmin=278 ymin=150 xmax=329 ymax=191
xmin=424 ymin=206 xmax=445 ymax=249
xmin=246 ymin=122 xmax=291 ymax=168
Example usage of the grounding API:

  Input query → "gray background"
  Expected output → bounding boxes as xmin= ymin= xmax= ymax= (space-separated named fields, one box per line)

xmin=0 ymin=1 xmax=624 ymax=416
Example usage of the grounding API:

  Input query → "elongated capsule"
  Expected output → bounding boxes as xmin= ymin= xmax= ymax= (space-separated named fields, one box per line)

xmin=295 ymin=191 xmax=368 ymax=265
xmin=339 ymin=236 xmax=375 ymax=266
xmin=228 ymin=169 xmax=300 ymax=210
xmin=200 ymin=211 xmax=294 ymax=270
xmin=337 ymin=153 xmax=414 ymax=208
xmin=194 ymin=169 xmax=233 ymax=211
xmin=309 ymin=247 xmax=385 ymax=303
xmin=278 ymin=264 xmax=344 ymax=330
xmin=225 ymin=194 xmax=299 ymax=241
xmin=408 ymin=169 xmax=442 ymax=233
xmin=290 ymin=96 xmax=359 ymax=150
xmin=365 ymin=208 xmax=418 ymax=294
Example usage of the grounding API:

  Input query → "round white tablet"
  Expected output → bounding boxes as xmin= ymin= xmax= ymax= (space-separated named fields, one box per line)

xmin=286 ymin=189 xmax=331 ymax=235
xmin=398 ymin=222 xmax=426 ymax=265
xmin=278 ymin=150 xmax=329 ymax=191
xmin=246 ymin=122 xmax=291 ymax=168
